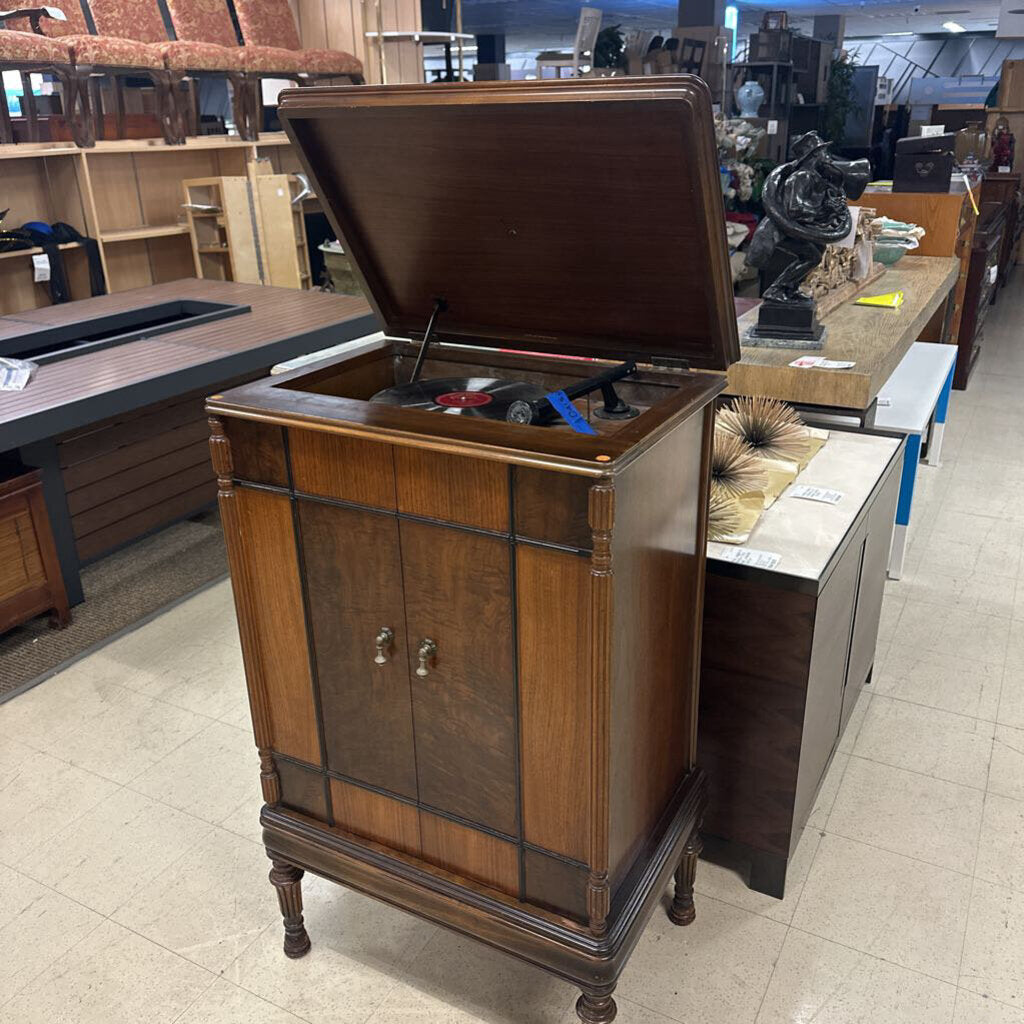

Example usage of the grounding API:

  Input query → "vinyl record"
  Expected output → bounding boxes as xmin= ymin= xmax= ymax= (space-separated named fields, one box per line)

xmin=370 ymin=377 xmax=548 ymax=420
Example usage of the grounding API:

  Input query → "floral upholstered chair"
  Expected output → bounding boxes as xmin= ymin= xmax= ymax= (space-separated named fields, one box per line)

xmin=4 ymin=0 xmax=184 ymax=144
xmin=231 ymin=0 xmax=363 ymax=132
xmin=85 ymin=0 xmax=252 ymax=141
xmin=0 ymin=9 xmax=87 ymax=144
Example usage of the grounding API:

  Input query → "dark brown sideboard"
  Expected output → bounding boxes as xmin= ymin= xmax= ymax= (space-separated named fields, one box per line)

xmin=956 ymin=202 xmax=1005 ymax=390
xmin=699 ymin=429 xmax=904 ymax=897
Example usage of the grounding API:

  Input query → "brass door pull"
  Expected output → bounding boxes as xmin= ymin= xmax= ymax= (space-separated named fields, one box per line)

xmin=416 ymin=638 xmax=437 ymax=677
xmin=374 ymin=626 xmax=394 ymax=665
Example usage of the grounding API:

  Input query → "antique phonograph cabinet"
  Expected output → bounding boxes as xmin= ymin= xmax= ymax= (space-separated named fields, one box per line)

xmin=208 ymin=78 xmax=739 ymax=1022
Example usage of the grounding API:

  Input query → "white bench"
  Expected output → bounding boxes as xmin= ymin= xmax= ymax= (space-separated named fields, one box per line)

xmin=873 ymin=342 xmax=958 ymax=579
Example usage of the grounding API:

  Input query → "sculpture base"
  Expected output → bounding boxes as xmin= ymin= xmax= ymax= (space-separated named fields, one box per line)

xmin=744 ymin=299 xmax=826 ymax=350
xmin=743 ymin=324 xmax=828 ymax=350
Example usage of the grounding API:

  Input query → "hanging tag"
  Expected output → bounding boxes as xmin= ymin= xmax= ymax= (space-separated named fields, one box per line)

xmin=32 ymin=253 xmax=50 ymax=282
xmin=546 ymin=390 xmax=597 ymax=435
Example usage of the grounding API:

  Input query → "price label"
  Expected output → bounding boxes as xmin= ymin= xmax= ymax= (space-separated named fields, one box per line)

xmin=32 ymin=254 xmax=50 ymax=282
xmin=767 ymin=119 xmax=779 ymax=135
xmin=989 ymin=265 xmax=998 ymax=284
xmin=789 ymin=356 xmax=856 ymax=369
xmin=999 ymin=165 xmax=1011 ymax=173
xmin=790 ymin=484 xmax=844 ymax=505
xmin=713 ymin=545 xmax=781 ymax=570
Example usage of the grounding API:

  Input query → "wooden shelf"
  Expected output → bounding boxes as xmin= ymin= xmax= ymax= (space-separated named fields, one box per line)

xmin=1 ymin=131 xmax=305 ymax=314
xmin=102 ymin=224 xmax=191 ymax=243
xmin=0 ymin=242 xmax=83 ymax=263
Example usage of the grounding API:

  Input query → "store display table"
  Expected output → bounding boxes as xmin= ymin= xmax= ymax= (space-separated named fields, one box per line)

xmin=729 ymin=256 xmax=960 ymax=423
xmin=699 ymin=429 xmax=904 ymax=897
xmin=0 ymin=280 xmax=375 ymax=605
xmin=875 ymin=342 xmax=957 ymax=579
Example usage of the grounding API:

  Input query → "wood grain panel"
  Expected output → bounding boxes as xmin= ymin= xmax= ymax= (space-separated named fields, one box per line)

xmin=517 ymin=545 xmax=590 ymax=862
xmin=607 ymin=410 xmax=706 ymax=887
xmin=419 ymin=812 xmax=518 ymax=896
xmin=699 ymin=574 xmax=816 ymax=857
xmin=400 ymin=520 xmax=517 ymax=834
xmin=224 ymin=419 xmax=288 ymax=487
xmin=395 ymin=447 xmax=508 ymax=531
xmin=0 ymin=507 xmax=45 ymax=598
xmin=298 ymin=498 xmax=417 ymax=797
xmin=235 ymin=485 xmax=320 ymax=764
xmin=65 ymin=439 xmax=210 ymax=515
xmin=58 ymin=398 xmax=206 ymax=468
xmin=289 ymin=428 xmax=397 ymax=508
xmin=330 ymin=777 xmax=420 ymax=856
xmin=523 ymin=848 xmax=589 ymax=924
xmin=103 ymin=239 xmax=155 ymax=293
xmin=70 ymin=461 xmax=214 ymax=538
xmin=514 ymin=467 xmax=592 ymax=550
xmin=75 ymin=479 xmax=217 ymax=561
xmin=277 ymin=758 xmax=328 ymax=820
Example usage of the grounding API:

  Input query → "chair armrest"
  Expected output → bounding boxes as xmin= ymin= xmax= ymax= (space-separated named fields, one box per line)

xmin=0 ymin=5 xmax=67 ymax=33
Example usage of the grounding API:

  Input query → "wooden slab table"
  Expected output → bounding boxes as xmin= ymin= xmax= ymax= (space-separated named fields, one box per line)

xmin=0 ymin=279 xmax=376 ymax=607
xmin=728 ymin=255 xmax=960 ymax=423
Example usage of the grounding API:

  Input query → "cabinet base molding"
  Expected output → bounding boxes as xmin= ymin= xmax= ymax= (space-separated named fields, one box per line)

xmin=261 ymin=769 xmax=706 ymax=996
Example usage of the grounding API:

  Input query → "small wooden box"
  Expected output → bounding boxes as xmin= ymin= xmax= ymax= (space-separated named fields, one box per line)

xmin=0 ymin=469 xmax=70 ymax=634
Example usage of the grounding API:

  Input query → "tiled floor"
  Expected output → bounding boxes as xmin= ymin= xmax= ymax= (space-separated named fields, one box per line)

xmin=3 ymin=288 xmax=1024 ymax=1024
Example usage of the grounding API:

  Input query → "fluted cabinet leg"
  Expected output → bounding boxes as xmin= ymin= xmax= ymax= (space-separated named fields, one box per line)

xmin=668 ymin=830 xmax=702 ymax=926
xmin=576 ymin=983 xmax=617 ymax=1024
xmin=269 ymin=859 xmax=311 ymax=958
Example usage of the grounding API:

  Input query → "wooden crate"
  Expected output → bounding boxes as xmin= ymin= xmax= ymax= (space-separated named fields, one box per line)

xmin=0 ymin=470 xmax=70 ymax=634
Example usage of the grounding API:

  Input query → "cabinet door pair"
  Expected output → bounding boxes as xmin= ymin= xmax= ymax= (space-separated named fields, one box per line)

xmin=299 ymin=499 xmax=518 ymax=837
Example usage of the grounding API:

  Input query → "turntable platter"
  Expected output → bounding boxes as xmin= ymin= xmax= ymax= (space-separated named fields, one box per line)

xmin=370 ymin=377 xmax=548 ymax=420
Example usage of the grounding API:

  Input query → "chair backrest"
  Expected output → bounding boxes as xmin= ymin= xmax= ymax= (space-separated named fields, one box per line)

xmin=164 ymin=0 xmax=240 ymax=49
xmin=6 ymin=1 xmax=90 ymax=37
xmin=574 ymin=6 xmax=602 ymax=63
xmin=680 ymin=37 xmax=706 ymax=74
xmin=87 ymin=0 xmax=168 ymax=43
xmin=232 ymin=0 xmax=302 ymax=51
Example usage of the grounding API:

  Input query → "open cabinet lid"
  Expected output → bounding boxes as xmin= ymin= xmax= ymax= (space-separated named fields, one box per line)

xmin=279 ymin=77 xmax=740 ymax=372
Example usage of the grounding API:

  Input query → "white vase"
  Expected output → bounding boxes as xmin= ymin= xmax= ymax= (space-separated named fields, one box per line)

xmin=736 ymin=81 xmax=765 ymax=118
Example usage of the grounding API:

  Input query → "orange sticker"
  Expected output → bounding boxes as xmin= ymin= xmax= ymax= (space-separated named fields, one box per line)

xmin=595 ymin=455 xmax=611 ymax=462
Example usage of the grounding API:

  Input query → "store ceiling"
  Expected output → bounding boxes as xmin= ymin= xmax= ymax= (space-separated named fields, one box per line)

xmin=459 ymin=0 xmax=1002 ymax=42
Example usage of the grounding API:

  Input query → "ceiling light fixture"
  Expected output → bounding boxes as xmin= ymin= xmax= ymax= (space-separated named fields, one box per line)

xmin=943 ymin=20 xmax=967 ymax=31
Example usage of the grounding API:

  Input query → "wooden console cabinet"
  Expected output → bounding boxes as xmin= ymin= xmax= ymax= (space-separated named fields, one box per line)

xmin=698 ymin=430 xmax=904 ymax=897
xmin=211 ymin=78 xmax=738 ymax=1021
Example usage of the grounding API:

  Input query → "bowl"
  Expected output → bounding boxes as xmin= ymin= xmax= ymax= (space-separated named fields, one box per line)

xmin=873 ymin=243 xmax=906 ymax=266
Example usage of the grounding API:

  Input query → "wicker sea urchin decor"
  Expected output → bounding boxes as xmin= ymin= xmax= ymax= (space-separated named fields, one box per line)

xmin=717 ymin=396 xmax=810 ymax=463
xmin=711 ymin=430 xmax=766 ymax=498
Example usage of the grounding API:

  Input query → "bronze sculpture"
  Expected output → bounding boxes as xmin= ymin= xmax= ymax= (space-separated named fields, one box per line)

xmin=745 ymin=131 xmax=871 ymax=347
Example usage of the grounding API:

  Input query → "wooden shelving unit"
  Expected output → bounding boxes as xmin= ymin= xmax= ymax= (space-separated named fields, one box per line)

xmin=0 ymin=133 xmax=308 ymax=315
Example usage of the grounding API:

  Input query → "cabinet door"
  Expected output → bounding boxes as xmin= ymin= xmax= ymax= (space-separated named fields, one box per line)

xmin=298 ymin=499 xmax=418 ymax=799
xmin=399 ymin=519 xmax=518 ymax=836
xmin=843 ymin=463 xmax=901 ymax=730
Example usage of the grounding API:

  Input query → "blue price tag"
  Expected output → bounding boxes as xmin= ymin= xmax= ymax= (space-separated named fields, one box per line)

xmin=546 ymin=390 xmax=597 ymax=435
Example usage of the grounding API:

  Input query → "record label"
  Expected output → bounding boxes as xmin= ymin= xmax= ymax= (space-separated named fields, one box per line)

xmin=436 ymin=391 xmax=493 ymax=408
